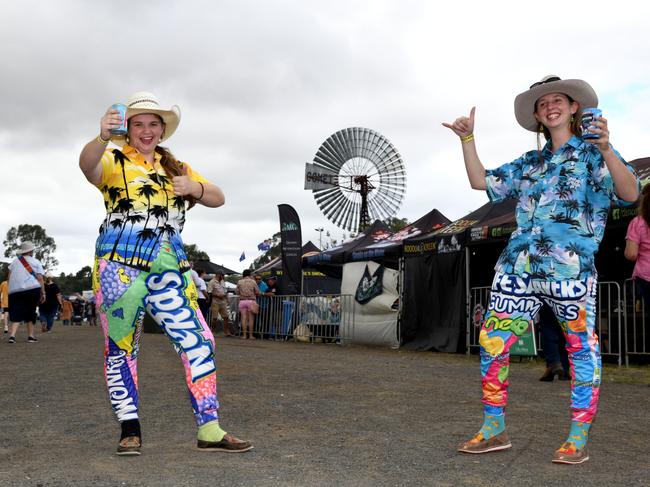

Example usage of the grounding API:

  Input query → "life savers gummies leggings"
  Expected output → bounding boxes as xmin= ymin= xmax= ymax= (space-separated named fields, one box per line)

xmin=481 ymin=273 xmax=601 ymax=424
xmin=93 ymin=244 xmax=219 ymax=427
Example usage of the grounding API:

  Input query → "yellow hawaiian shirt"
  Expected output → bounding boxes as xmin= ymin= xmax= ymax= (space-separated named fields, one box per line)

xmin=94 ymin=144 xmax=210 ymax=271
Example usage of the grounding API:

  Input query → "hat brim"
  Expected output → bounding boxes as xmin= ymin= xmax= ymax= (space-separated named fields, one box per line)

xmin=514 ymin=79 xmax=598 ymax=132
xmin=111 ymin=105 xmax=181 ymax=146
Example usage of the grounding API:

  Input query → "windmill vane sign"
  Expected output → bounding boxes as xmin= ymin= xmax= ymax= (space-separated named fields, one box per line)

xmin=304 ymin=127 xmax=406 ymax=233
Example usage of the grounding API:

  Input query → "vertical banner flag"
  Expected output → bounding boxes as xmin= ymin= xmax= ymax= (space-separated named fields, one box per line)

xmin=277 ymin=204 xmax=302 ymax=295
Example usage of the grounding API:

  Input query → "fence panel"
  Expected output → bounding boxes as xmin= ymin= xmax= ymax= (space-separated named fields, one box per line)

xmin=208 ymin=294 xmax=354 ymax=343
xmin=623 ymin=278 xmax=650 ymax=362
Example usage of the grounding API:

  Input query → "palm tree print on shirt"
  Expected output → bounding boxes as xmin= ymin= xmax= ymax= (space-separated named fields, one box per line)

xmin=485 ymin=136 xmax=638 ymax=281
xmin=95 ymin=147 xmax=207 ymax=271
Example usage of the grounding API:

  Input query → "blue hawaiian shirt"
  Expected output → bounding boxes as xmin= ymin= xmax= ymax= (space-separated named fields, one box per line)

xmin=485 ymin=136 xmax=638 ymax=280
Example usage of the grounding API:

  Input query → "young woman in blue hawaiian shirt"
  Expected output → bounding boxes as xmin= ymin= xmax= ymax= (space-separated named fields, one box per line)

xmin=443 ymin=76 xmax=639 ymax=464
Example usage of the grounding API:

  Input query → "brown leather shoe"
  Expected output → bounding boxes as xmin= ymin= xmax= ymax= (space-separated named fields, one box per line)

xmin=552 ymin=443 xmax=589 ymax=464
xmin=116 ymin=436 xmax=141 ymax=456
xmin=458 ymin=430 xmax=511 ymax=454
xmin=197 ymin=433 xmax=253 ymax=453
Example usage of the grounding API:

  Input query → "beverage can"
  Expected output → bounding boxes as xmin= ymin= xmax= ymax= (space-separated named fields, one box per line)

xmin=110 ymin=103 xmax=128 ymax=135
xmin=581 ymin=107 xmax=602 ymax=140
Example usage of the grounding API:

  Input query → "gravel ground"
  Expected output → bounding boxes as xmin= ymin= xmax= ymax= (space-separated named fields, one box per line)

xmin=1 ymin=324 xmax=649 ymax=486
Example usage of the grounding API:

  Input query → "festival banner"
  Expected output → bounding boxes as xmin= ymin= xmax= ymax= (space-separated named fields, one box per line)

xmin=277 ymin=204 xmax=303 ymax=295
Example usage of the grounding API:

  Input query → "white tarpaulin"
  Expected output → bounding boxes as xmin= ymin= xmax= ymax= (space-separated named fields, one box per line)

xmin=340 ymin=261 xmax=399 ymax=348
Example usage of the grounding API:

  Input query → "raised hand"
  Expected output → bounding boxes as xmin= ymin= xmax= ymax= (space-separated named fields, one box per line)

xmin=586 ymin=115 xmax=610 ymax=151
xmin=100 ymin=106 xmax=124 ymax=140
xmin=172 ymin=165 xmax=198 ymax=197
xmin=442 ymin=107 xmax=476 ymax=138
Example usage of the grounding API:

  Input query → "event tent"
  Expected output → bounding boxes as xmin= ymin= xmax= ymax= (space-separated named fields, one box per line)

xmin=193 ymin=260 xmax=237 ymax=275
xmin=255 ymin=241 xmax=342 ymax=295
xmin=304 ymin=220 xmax=392 ymax=278
xmin=346 ymin=208 xmax=450 ymax=267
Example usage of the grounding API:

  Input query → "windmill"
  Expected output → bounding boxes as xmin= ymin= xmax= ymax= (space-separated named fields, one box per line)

xmin=304 ymin=127 xmax=406 ymax=233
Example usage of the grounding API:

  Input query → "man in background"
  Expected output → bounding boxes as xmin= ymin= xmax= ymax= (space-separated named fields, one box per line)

xmin=208 ymin=272 xmax=233 ymax=336
xmin=7 ymin=241 xmax=45 ymax=343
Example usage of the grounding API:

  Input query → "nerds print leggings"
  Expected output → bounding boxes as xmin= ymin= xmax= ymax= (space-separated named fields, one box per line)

xmin=480 ymin=272 xmax=601 ymax=424
xmin=93 ymin=243 xmax=219 ymax=427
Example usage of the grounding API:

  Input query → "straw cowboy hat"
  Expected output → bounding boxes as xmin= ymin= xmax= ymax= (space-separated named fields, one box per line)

xmin=112 ymin=91 xmax=181 ymax=146
xmin=514 ymin=75 xmax=598 ymax=132
xmin=18 ymin=241 xmax=36 ymax=254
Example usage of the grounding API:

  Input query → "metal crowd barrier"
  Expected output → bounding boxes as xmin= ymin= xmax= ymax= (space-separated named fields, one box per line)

xmin=623 ymin=278 xmax=650 ymax=363
xmin=468 ymin=281 xmax=624 ymax=365
xmin=207 ymin=294 xmax=355 ymax=343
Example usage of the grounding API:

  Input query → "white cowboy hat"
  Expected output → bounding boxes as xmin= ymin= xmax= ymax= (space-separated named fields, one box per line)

xmin=18 ymin=241 xmax=36 ymax=254
xmin=112 ymin=91 xmax=181 ymax=146
xmin=514 ymin=75 xmax=598 ymax=132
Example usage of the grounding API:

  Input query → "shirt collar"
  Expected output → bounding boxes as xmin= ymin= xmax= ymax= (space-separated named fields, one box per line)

xmin=541 ymin=134 xmax=582 ymax=159
xmin=122 ymin=144 xmax=162 ymax=164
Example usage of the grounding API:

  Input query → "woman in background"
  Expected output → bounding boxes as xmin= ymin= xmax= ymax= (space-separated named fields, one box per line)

xmin=625 ymin=184 xmax=650 ymax=309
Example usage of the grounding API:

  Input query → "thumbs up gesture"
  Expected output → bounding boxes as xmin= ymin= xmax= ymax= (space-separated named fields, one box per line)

xmin=172 ymin=165 xmax=198 ymax=197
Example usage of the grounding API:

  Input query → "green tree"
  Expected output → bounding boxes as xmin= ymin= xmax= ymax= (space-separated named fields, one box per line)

xmin=55 ymin=266 xmax=92 ymax=294
xmin=184 ymin=243 xmax=210 ymax=262
xmin=383 ymin=217 xmax=410 ymax=233
xmin=3 ymin=224 xmax=59 ymax=270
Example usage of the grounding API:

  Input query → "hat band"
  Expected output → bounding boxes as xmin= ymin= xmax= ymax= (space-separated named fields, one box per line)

xmin=529 ymin=76 xmax=561 ymax=89
xmin=128 ymin=99 xmax=160 ymax=108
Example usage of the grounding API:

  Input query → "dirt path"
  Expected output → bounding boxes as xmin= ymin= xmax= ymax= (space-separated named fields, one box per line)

xmin=1 ymin=325 xmax=648 ymax=486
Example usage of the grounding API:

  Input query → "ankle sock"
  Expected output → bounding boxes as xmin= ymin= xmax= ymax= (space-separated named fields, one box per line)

xmin=478 ymin=405 xmax=505 ymax=439
xmin=562 ymin=421 xmax=590 ymax=451
xmin=120 ymin=419 xmax=142 ymax=440
xmin=197 ymin=421 xmax=227 ymax=442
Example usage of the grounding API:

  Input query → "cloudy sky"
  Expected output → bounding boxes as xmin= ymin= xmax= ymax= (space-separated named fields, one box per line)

xmin=2 ymin=0 xmax=650 ymax=274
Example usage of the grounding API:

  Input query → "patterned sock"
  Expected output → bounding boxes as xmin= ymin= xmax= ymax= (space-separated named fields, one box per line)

xmin=197 ymin=420 xmax=227 ymax=442
xmin=477 ymin=405 xmax=505 ymax=440
xmin=559 ymin=421 xmax=591 ymax=452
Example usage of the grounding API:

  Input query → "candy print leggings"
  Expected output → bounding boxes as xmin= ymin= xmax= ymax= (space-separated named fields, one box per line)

xmin=480 ymin=272 xmax=601 ymax=424
xmin=93 ymin=244 xmax=219 ymax=427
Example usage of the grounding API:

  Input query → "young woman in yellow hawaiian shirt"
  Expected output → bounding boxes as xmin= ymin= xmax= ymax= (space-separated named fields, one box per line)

xmin=79 ymin=91 xmax=252 ymax=456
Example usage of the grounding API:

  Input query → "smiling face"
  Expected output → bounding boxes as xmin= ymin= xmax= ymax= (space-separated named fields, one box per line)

xmin=127 ymin=113 xmax=165 ymax=157
xmin=534 ymin=92 xmax=578 ymax=131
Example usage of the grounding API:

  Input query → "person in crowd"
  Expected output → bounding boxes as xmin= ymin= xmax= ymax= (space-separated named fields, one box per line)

xmin=253 ymin=274 xmax=269 ymax=337
xmin=260 ymin=275 xmax=280 ymax=338
xmin=236 ymin=269 xmax=259 ymax=339
xmin=537 ymin=303 xmax=570 ymax=381
xmin=60 ymin=296 xmax=73 ymax=326
xmin=79 ymin=91 xmax=251 ymax=455
xmin=71 ymin=296 xmax=85 ymax=325
xmin=39 ymin=273 xmax=63 ymax=333
xmin=444 ymin=75 xmax=639 ymax=464
xmin=264 ymin=275 xmax=278 ymax=297
xmin=195 ymin=269 xmax=210 ymax=320
xmin=85 ymin=296 xmax=98 ymax=326
xmin=254 ymin=274 xmax=268 ymax=294
xmin=625 ymin=184 xmax=650 ymax=310
xmin=6 ymin=241 xmax=45 ymax=343
xmin=0 ymin=278 xmax=9 ymax=334
xmin=207 ymin=272 xmax=233 ymax=336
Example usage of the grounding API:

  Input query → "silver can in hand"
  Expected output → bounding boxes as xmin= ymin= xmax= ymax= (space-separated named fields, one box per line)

xmin=110 ymin=103 xmax=127 ymax=136
xmin=581 ymin=107 xmax=602 ymax=140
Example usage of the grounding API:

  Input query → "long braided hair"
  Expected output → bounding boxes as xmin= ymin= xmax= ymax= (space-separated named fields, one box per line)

xmin=154 ymin=145 xmax=197 ymax=210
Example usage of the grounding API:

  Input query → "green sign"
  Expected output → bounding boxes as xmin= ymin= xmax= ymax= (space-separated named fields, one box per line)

xmin=509 ymin=321 xmax=537 ymax=357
